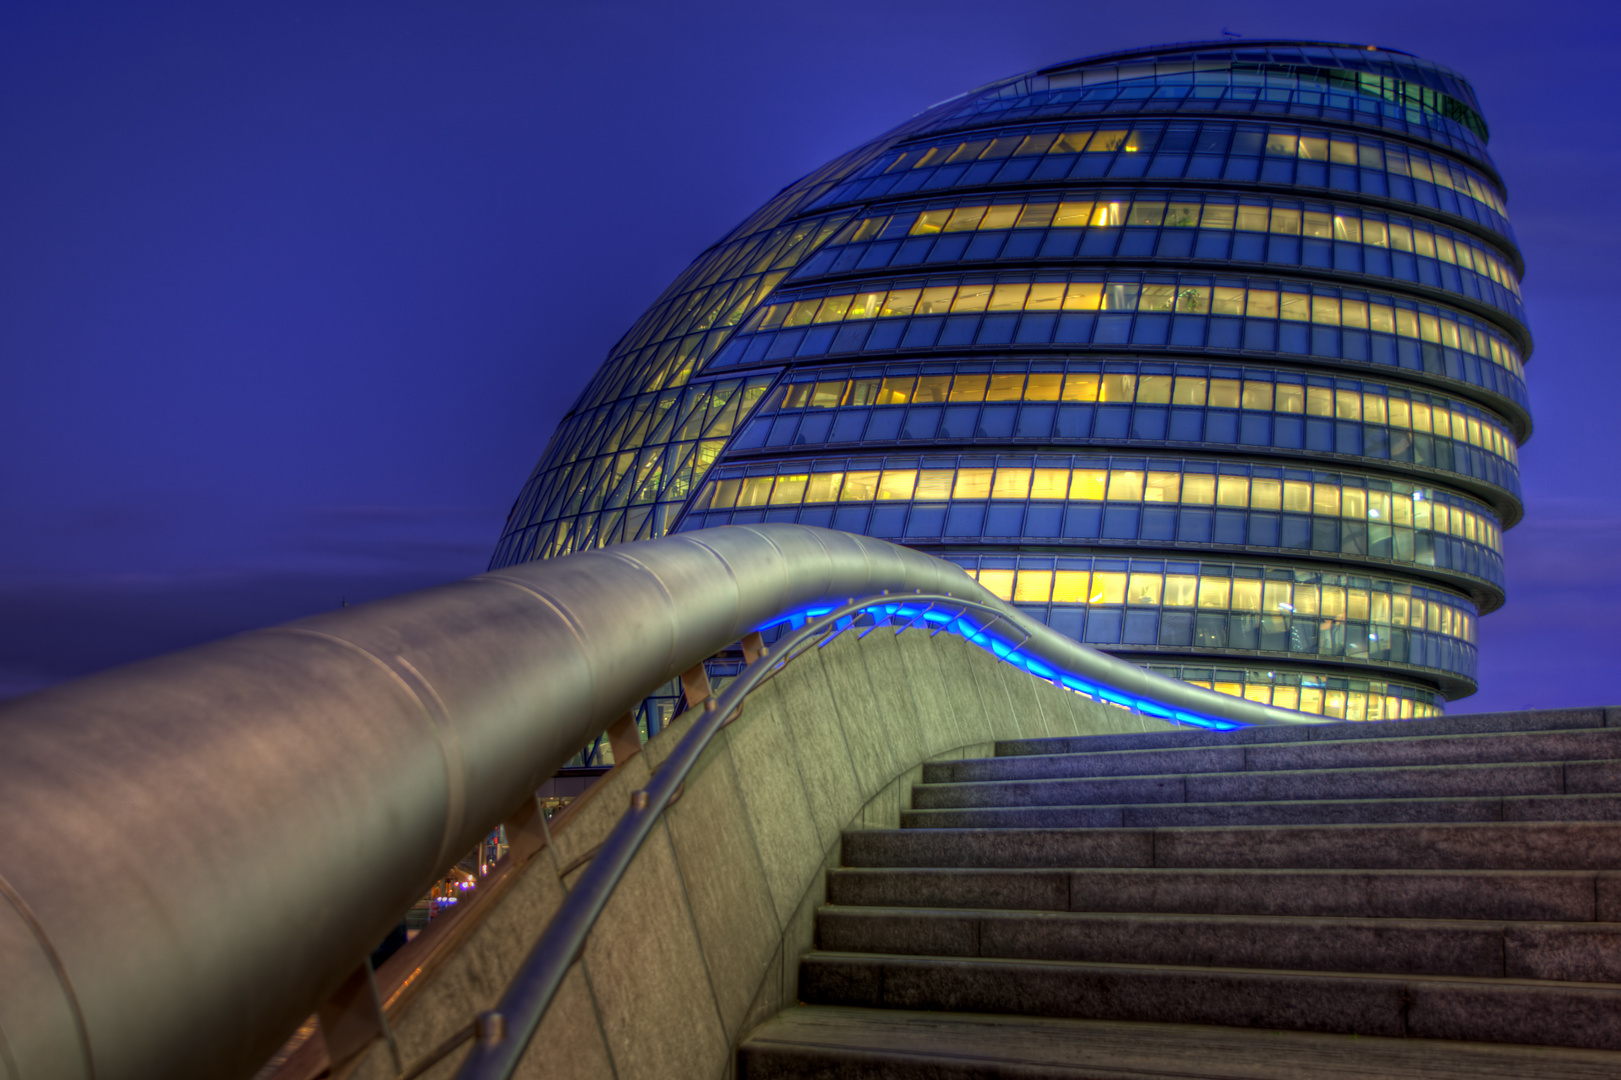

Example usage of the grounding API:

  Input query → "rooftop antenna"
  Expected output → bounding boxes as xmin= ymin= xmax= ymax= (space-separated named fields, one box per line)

xmin=1221 ymin=27 xmax=1241 ymax=37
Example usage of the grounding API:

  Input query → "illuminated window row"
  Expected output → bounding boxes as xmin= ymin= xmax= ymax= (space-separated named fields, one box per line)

xmin=830 ymin=120 xmax=1507 ymax=231
xmin=514 ymin=376 xmax=773 ymax=531
xmin=968 ymin=563 xmax=1477 ymax=645
xmin=765 ymin=370 xmax=1517 ymax=466
xmin=822 ymin=194 xmax=1518 ymax=303
xmin=1142 ymin=662 xmax=1441 ymax=721
xmin=751 ymin=275 xmax=1523 ymax=377
xmin=694 ymin=463 xmax=1501 ymax=552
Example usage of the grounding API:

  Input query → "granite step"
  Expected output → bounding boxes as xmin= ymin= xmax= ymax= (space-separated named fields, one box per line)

xmin=900 ymin=792 xmax=1621 ymax=829
xmin=797 ymin=952 xmax=1621 ymax=1050
xmin=826 ymin=867 xmax=1619 ymax=921
xmin=931 ymin=729 xmax=1621 ymax=783
xmin=738 ymin=1006 xmax=1621 ymax=1079
xmin=910 ymin=759 xmax=1621 ymax=809
xmin=995 ymin=706 xmax=1620 ymax=758
xmin=840 ymin=821 xmax=1621 ymax=871
xmin=814 ymin=906 xmax=1621 ymax=982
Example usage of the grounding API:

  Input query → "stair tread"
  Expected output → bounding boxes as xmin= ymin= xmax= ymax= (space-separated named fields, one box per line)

xmin=804 ymin=948 xmax=1621 ymax=990
xmin=819 ymin=903 xmax=1621 ymax=932
xmin=741 ymin=1005 xmax=1621 ymax=1079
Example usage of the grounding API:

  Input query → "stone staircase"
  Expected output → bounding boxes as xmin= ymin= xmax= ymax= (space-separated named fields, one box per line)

xmin=740 ymin=707 xmax=1621 ymax=1078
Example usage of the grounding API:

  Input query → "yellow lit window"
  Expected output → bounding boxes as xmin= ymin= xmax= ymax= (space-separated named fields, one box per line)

xmin=1294 ymin=585 xmax=1320 ymax=617
xmin=1217 ymin=476 xmax=1249 ymax=507
xmin=1347 ymin=588 xmax=1370 ymax=621
xmin=1333 ymin=214 xmax=1362 ymax=243
xmin=1053 ymin=200 xmax=1095 ymax=227
xmin=1197 ymin=578 xmax=1231 ymax=609
xmin=1413 ymin=230 xmax=1437 ymax=259
xmin=1279 ymin=292 xmax=1310 ymax=322
xmin=1362 ymin=393 xmax=1386 ymax=424
xmin=988 ymin=283 xmax=1028 ymax=311
xmin=1024 ymin=278 xmax=1063 ymax=309
xmin=1265 ymin=133 xmax=1298 ymax=156
xmin=1244 ymin=684 xmax=1272 ymax=705
xmin=914 ymin=470 xmax=953 ymax=501
xmin=1052 ymin=570 xmax=1090 ymax=603
xmin=1335 ymin=389 xmax=1362 ymax=421
xmin=1208 ymin=379 xmax=1240 ymax=409
xmin=916 ymin=286 xmax=957 ymax=315
xmin=1311 ymin=296 xmax=1340 ymax=325
xmin=980 ymin=205 xmax=1021 ymax=230
xmin=1107 ymin=470 xmax=1144 ymax=501
xmin=1025 ymin=373 xmax=1063 ymax=401
xmin=1052 ymin=130 xmax=1092 ymax=153
xmin=877 ymin=377 xmax=913 ymax=405
xmin=876 ymin=470 xmax=916 ymax=501
xmin=1282 ymin=481 xmax=1312 ymax=513
xmin=1298 ymin=136 xmax=1328 ymax=160
xmin=1137 ymin=375 xmax=1172 ymax=404
xmin=952 ymin=469 xmax=993 ymax=499
xmin=815 ymin=295 xmax=852 ymax=323
xmin=1235 ymin=205 xmax=1270 ymax=232
xmin=881 ymin=289 xmax=920 ymax=317
xmin=1181 ymin=474 xmax=1215 ymax=504
xmin=987 ymin=373 xmax=1024 ymax=401
xmin=1144 ymin=472 xmax=1180 ymax=502
xmin=949 ymin=374 xmax=987 ymax=402
xmin=1264 ymin=581 xmax=1291 ymax=613
xmin=1099 ymin=374 xmax=1136 ymax=402
xmin=912 ymin=375 xmax=950 ymax=403
xmin=841 ymin=471 xmax=879 ymax=501
xmin=1017 ymin=203 xmax=1057 ymax=229
xmin=1231 ymin=580 xmax=1263 ymax=612
xmin=1303 ymin=210 xmax=1335 ymax=237
xmin=992 ymin=468 xmax=1032 ymax=500
xmin=1090 ymin=572 xmax=1127 ymax=604
xmin=737 ymin=476 xmax=774 ymax=507
xmin=1175 ymin=285 xmax=1210 ymax=313
xmin=1201 ymin=204 xmax=1236 ymax=230
xmin=1164 ymin=202 xmax=1200 ymax=228
xmin=1129 ymin=201 xmax=1166 ymax=227
xmin=1063 ymin=282 xmax=1103 ymax=310
xmin=709 ymin=478 xmax=742 ymax=510
xmin=1173 ymin=376 xmax=1207 ymax=405
xmin=978 ymin=569 xmax=1014 ymax=600
xmin=1306 ymin=387 xmax=1334 ymax=416
xmin=1070 ymin=469 xmax=1108 ymax=501
xmin=950 ymin=284 xmax=991 ymax=313
xmin=1369 ymin=303 xmax=1395 ymax=333
xmin=1270 ymin=207 xmax=1302 ymax=235
xmin=805 ymin=473 xmax=843 ymax=503
xmin=911 ymin=210 xmax=951 ymax=235
xmin=1241 ymin=381 xmax=1273 ymax=410
xmin=1090 ymin=130 xmax=1128 ymax=152
xmin=1062 ymin=372 xmax=1100 ymax=401
xmin=1250 ymin=478 xmax=1281 ymax=510
xmin=1246 ymin=289 xmax=1279 ymax=318
xmin=1139 ymin=285 xmax=1176 ymax=312
xmin=1419 ymin=313 xmax=1441 ymax=343
xmin=1030 ymin=468 xmax=1070 ymax=499
xmin=1164 ymin=575 xmax=1198 ymax=606
xmin=1388 ymin=223 xmax=1413 ymax=251
xmin=1314 ymin=483 xmax=1341 ymax=517
xmin=1342 ymin=487 xmax=1367 ymax=521
xmin=1014 ymin=570 xmax=1053 ymax=603
xmin=764 ymin=474 xmax=806 ymax=505
xmin=1127 ymin=573 xmax=1163 ymax=605
xmin=1274 ymin=384 xmax=1304 ymax=414
xmin=1092 ymin=201 xmax=1125 ymax=227
xmin=1274 ymin=685 xmax=1300 ymax=711
xmin=784 ymin=300 xmax=820 ymax=327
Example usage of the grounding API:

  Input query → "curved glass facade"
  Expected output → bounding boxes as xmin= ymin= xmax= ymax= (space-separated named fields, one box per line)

xmin=493 ymin=40 xmax=1531 ymax=720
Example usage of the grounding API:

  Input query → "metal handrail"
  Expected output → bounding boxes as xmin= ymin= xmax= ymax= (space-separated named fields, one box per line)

xmin=443 ymin=590 xmax=1314 ymax=1080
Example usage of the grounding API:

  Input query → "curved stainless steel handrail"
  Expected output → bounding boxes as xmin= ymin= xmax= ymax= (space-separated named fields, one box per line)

xmin=447 ymin=589 xmax=1319 ymax=1079
xmin=0 ymin=525 xmax=1314 ymax=1080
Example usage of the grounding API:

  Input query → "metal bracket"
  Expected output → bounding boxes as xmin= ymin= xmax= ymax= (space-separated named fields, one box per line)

xmin=316 ymin=957 xmax=400 ymax=1076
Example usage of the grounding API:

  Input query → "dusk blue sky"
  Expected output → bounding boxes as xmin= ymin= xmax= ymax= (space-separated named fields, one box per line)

xmin=1 ymin=1 xmax=1615 ymax=712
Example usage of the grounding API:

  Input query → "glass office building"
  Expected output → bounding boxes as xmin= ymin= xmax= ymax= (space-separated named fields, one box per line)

xmin=491 ymin=41 xmax=1530 ymax=725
